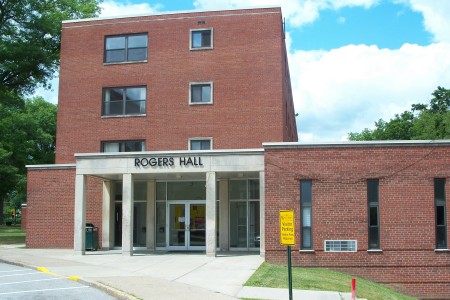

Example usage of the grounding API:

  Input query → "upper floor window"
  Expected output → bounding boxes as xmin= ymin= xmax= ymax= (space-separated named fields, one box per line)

xmin=190 ymin=82 xmax=213 ymax=104
xmin=102 ymin=86 xmax=146 ymax=116
xmin=190 ymin=29 xmax=213 ymax=50
xmin=102 ymin=140 xmax=145 ymax=152
xmin=104 ymin=34 xmax=148 ymax=63
xmin=189 ymin=138 xmax=212 ymax=150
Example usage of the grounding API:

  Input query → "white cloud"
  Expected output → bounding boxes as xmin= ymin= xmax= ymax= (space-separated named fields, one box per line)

xmin=396 ymin=0 xmax=450 ymax=43
xmin=193 ymin=0 xmax=379 ymax=27
xmin=290 ymin=42 xmax=450 ymax=141
xmin=100 ymin=1 xmax=162 ymax=18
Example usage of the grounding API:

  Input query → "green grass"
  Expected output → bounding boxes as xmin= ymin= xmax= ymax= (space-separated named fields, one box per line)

xmin=245 ymin=262 xmax=416 ymax=300
xmin=0 ymin=224 xmax=26 ymax=245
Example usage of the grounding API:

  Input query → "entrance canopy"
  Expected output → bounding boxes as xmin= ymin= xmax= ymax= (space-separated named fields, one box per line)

xmin=73 ymin=149 xmax=265 ymax=257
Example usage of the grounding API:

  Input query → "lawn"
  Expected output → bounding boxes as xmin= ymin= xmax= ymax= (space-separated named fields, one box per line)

xmin=245 ymin=262 xmax=416 ymax=300
xmin=0 ymin=224 xmax=26 ymax=245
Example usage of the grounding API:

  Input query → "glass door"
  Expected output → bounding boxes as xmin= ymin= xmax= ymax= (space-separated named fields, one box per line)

xmin=188 ymin=203 xmax=206 ymax=249
xmin=169 ymin=203 xmax=186 ymax=249
xmin=168 ymin=202 xmax=205 ymax=251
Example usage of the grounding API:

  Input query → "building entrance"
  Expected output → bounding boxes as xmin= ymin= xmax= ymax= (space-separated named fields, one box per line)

xmin=168 ymin=201 xmax=206 ymax=251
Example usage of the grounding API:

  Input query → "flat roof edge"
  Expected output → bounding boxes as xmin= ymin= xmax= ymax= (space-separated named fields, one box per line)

xmin=62 ymin=6 xmax=280 ymax=24
xmin=75 ymin=148 xmax=264 ymax=159
xmin=263 ymin=140 xmax=450 ymax=149
xmin=27 ymin=164 xmax=76 ymax=170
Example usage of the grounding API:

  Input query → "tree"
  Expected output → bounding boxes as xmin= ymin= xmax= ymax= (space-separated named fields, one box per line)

xmin=0 ymin=0 xmax=101 ymax=95
xmin=349 ymin=86 xmax=450 ymax=141
xmin=0 ymin=97 xmax=57 ymax=223
xmin=0 ymin=0 xmax=100 ymax=223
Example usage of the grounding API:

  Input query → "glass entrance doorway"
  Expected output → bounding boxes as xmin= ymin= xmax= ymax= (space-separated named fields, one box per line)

xmin=168 ymin=202 xmax=206 ymax=250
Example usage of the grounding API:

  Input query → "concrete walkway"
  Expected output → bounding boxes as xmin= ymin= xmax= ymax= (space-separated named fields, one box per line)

xmin=0 ymin=245 xmax=359 ymax=300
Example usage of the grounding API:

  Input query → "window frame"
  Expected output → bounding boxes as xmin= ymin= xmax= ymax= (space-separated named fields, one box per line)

xmin=101 ymin=140 xmax=146 ymax=152
xmin=367 ymin=179 xmax=380 ymax=250
xmin=300 ymin=180 xmax=313 ymax=250
xmin=189 ymin=82 xmax=213 ymax=105
xmin=104 ymin=33 xmax=148 ymax=64
xmin=190 ymin=28 xmax=213 ymax=50
xmin=189 ymin=138 xmax=213 ymax=150
xmin=435 ymin=178 xmax=447 ymax=250
xmin=102 ymin=86 xmax=147 ymax=117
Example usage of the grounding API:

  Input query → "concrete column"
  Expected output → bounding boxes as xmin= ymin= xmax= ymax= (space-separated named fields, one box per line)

xmin=146 ymin=180 xmax=155 ymax=250
xmin=259 ymin=171 xmax=265 ymax=257
xmin=206 ymin=172 xmax=216 ymax=257
xmin=110 ymin=182 xmax=115 ymax=248
xmin=219 ymin=179 xmax=229 ymax=251
xmin=74 ymin=174 xmax=87 ymax=255
xmin=102 ymin=181 xmax=112 ymax=250
xmin=122 ymin=174 xmax=134 ymax=256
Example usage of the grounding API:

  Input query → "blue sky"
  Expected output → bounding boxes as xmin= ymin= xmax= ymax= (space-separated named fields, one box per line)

xmin=36 ymin=0 xmax=450 ymax=142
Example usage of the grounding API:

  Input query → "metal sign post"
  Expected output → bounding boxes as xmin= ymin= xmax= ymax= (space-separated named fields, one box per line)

xmin=280 ymin=210 xmax=295 ymax=300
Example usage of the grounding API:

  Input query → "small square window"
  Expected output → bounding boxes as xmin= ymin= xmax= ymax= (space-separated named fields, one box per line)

xmin=190 ymin=29 xmax=213 ymax=50
xmin=189 ymin=138 xmax=212 ymax=150
xmin=189 ymin=82 xmax=213 ymax=104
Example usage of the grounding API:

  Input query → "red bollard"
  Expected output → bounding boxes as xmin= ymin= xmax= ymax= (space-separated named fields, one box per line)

xmin=351 ymin=278 xmax=356 ymax=300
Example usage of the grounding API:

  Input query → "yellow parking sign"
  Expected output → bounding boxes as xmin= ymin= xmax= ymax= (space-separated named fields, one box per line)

xmin=280 ymin=210 xmax=295 ymax=245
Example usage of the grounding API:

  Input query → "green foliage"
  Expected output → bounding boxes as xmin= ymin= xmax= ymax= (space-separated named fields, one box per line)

xmin=349 ymin=86 xmax=450 ymax=141
xmin=0 ymin=97 xmax=57 ymax=221
xmin=0 ymin=0 xmax=102 ymax=95
xmin=0 ymin=0 xmax=100 ymax=223
xmin=246 ymin=262 xmax=415 ymax=300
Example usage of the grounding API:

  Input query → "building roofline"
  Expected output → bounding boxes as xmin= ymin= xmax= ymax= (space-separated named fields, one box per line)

xmin=75 ymin=148 xmax=264 ymax=159
xmin=62 ymin=6 xmax=281 ymax=24
xmin=263 ymin=140 xmax=450 ymax=149
xmin=26 ymin=164 xmax=76 ymax=170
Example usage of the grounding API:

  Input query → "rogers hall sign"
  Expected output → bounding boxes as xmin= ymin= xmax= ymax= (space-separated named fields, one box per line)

xmin=134 ymin=156 xmax=204 ymax=168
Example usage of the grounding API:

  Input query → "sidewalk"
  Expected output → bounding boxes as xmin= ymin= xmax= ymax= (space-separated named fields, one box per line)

xmin=0 ymin=245 xmax=359 ymax=300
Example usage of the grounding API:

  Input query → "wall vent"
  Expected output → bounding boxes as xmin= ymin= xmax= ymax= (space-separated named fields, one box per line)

xmin=324 ymin=240 xmax=357 ymax=252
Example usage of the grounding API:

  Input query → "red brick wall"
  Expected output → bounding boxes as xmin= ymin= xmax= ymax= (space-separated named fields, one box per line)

xmin=21 ymin=207 xmax=27 ymax=230
xmin=56 ymin=8 xmax=292 ymax=164
xmin=264 ymin=144 xmax=450 ymax=299
xmin=26 ymin=168 xmax=103 ymax=248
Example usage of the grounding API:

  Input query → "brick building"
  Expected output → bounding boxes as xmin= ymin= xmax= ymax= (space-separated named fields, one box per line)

xmin=264 ymin=141 xmax=450 ymax=299
xmin=25 ymin=6 xmax=449 ymax=299
xmin=27 ymin=7 xmax=296 ymax=255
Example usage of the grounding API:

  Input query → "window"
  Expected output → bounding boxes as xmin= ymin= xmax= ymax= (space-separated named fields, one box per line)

xmin=104 ymin=34 xmax=148 ymax=63
xmin=435 ymin=178 xmax=447 ymax=249
xmin=101 ymin=140 xmax=145 ymax=152
xmin=102 ymin=86 xmax=146 ymax=116
xmin=189 ymin=138 xmax=212 ymax=150
xmin=325 ymin=240 xmax=357 ymax=252
xmin=300 ymin=180 xmax=312 ymax=250
xmin=229 ymin=179 xmax=260 ymax=249
xmin=367 ymin=179 xmax=380 ymax=249
xmin=190 ymin=29 xmax=212 ymax=49
xmin=189 ymin=82 xmax=212 ymax=104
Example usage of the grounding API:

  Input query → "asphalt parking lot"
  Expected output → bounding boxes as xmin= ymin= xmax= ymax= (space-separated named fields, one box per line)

xmin=0 ymin=262 xmax=117 ymax=300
